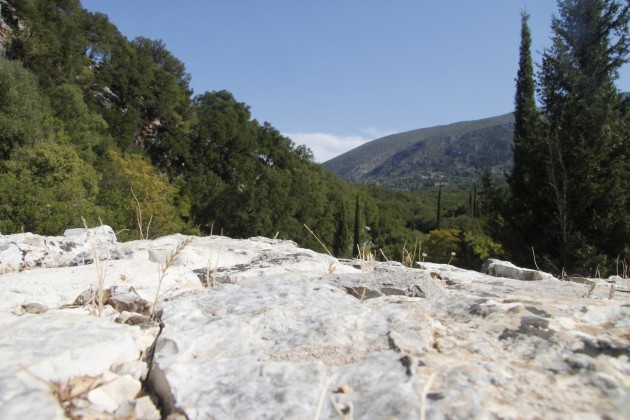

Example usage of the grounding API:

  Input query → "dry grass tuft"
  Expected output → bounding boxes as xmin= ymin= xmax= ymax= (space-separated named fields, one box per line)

xmin=356 ymin=244 xmax=376 ymax=275
xmin=23 ymin=369 xmax=111 ymax=420
xmin=151 ymin=237 xmax=192 ymax=319
xmin=131 ymin=187 xmax=152 ymax=240
xmin=81 ymin=218 xmax=108 ymax=316
xmin=402 ymin=240 xmax=420 ymax=268
xmin=304 ymin=224 xmax=337 ymax=274
xmin=617 ymin=256 xmax=629 ymax=279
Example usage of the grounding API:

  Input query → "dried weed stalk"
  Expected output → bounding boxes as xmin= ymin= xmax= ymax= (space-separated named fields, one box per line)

xmin=402 ymin=240 xmax=419 ymax=267
xmin=151 ymin=237 xmax=192 ymax=320
xmin=81 ymin=218 xmax=108 ymax=316
xmin=304 ymin=224 xmax=337 ymax=274
xmin=131 ymin=187 xmax=153 ymax=240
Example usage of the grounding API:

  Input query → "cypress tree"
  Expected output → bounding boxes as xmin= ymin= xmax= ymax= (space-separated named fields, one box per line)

xmin=510 ymin=11 xmax=539 ymax=191
xmin=506 ymin=10 xmax=545 ymax=258
xmin=353 ymin=195 xmax=361 ymax=257
xmin=436 ymin=185 xmax=442 ymax=229
xmin=332 ymin=201 xmax=349 ymax=258
xmin=473 ymin=183 xmax=478 ymax=218
xmin=537 ymin=0 xmax=630 ymax=271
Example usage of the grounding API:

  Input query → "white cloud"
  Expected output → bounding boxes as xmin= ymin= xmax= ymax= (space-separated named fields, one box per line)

xmin=360 ymin=127 xmax=396 ymax=139
xmin=284 ymin=132 xmax=374 ymax=163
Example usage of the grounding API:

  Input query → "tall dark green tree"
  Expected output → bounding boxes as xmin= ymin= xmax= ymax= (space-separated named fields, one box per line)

xmin=436 ymin=185 xmax=442 ymax=229
xmin=473 ymin=183 xmax=478 ymax=218
xmin=506 ymin=11 xmax=546 ymax=259
xmin=535 ymin=0 xmax=630 ymax=272
xmin=332 ymin=201 xmax=350 ymax=257
xmin=353 ymin=195 xmax=361 ymax=257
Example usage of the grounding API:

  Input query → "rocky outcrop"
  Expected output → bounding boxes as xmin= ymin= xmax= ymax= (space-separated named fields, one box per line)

xmin=0 ymin=228 xmax=628 ymax=418
xmin=0 ymin=226 xmax=118 ymax=272
xmin=481 ymin=258 xmax=556 ymax=281
xmin=0 ymin=0 xmax=28 ymax=56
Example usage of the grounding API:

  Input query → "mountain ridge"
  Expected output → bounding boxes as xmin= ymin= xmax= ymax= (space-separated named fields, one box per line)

xmin=325 ymin=92 xmax=629 ymax=191
xmin=323 ymin=112 xmax=515 ymax=190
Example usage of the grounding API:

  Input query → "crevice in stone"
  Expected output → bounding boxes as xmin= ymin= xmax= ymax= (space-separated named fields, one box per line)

xmin=344 ymin=286 xmax=382 ymax=300
xmin=141 ymin=315 xmax=186 ymax=420
xmin=576 ymin=337 xmax=630 ymax=358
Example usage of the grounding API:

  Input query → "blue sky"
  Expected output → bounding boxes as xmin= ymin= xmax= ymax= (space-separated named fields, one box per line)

xmin=81 ymin=1 xmax=630 ymax=162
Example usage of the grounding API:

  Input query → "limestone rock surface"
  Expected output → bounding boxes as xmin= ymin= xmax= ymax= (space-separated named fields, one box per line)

xmin=0 ymin=228 xmax=628 ymax=419
xmin=481 ymin=258 xmax=555 ymax=281
xmin=0 ymin=226 xmax=117 ymax=272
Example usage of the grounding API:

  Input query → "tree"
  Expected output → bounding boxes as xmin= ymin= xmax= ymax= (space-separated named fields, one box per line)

xmin=501 ymin=0 xmax=630 ymax=272
xmin=468 ymin=183 xmax=478 ymax=218
xmin=473 ymin=183 xmax=478 ymax=218
xmin=0 ymin=57 xmax=48 ymax=159
xmin=8 ymin=0 xmax=90 ymax=89
xmin=48 ymin=83 xmax=109 ymax=161
xmin=353 ymin=195 xmax=361 ymax=257
xmin=0 ymin=142 xmax=101 ymax=234
xmin=478 ymin=168 xmax=508 ymax=244
xmin=436 ymin=185 xmax=442 ymax=229
xmin=536 ymin=0 xmax=630 ymax=272
xmin=186 ymin=90 xmax=257 ymax=232
xmin=129 ymin=37 xmax=192 ymax=174
xmin=506 ymin=11 xmax=547 ymax=258
xmin=97 ymin=149 xmax=189 ymax=240
xmin=332 ymin=201 xmax=350 ymax=257
xmin=424 ymin=229 xmax=459 ymax=264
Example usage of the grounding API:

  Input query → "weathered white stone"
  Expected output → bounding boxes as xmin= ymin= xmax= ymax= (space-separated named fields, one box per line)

xmin=0 ymin=259 xmax=202 ymax=313
xmin=0 ymin=311 xmax=156 ymax=418
xmin=0 ymin=226 xmax=117 ymax=271
xmin=133 ymin=395 xmax=161 ymax=420
xmin=87 ymin=372 xmax=141 ymax=413
xmin=0 ymin=231 xmax=628 ymax=419
xmin=0 ymin=389 xmax=65 ymax=420
xmin=608 ymin=275 xmax=630 ymax=292
xmin=481 ymin=258 xmax=556 ymax=281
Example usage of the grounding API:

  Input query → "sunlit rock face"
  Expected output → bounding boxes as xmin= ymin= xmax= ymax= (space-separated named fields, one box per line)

xmin=1 ymin=228 xmax=628 ymax=419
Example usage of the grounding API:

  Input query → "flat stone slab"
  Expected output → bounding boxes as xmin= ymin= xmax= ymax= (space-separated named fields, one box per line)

xmin=0 ymin=310 xmax=159 ymax=419
xmin=151 ymin=276 xmax=437 ymax=419
xmin=152 ymin=265 xmax=630 ymax=419
xmin=481 ymin=258 xmax=556 ymax=281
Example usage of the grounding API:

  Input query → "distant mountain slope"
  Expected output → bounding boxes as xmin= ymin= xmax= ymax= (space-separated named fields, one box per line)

xmin=323 ymin=113 xmax=515 ymax=190
xmin=325 ymin=92 xmax=630 ymax=191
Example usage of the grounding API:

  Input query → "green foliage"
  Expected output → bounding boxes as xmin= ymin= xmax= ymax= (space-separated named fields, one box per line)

xmin=48 ymin=83 xmax=109 ymax=160
xmin=504 ymin=0 xmax=630 ymax=274
xmin=9 ymin=0 xmax=93 ymax=89
xmin=96 ymin=149 xmax=189 ymax=241
xmin=0 ymin=141 xmax=101 ymax=234
xmin=332 ymin=201 xmax=350 ymax=257
xmin=506 ymin=11 xmax=546 ymax=260
xmin=436 ymin=185 xmax=442 ymax=229
xmin=353 ymin=195 xmax=361 ymax=257
xmin=423 ymin=227 xmax=503 ymax=269
xmin=423 ymin=229 xmax=460 ymax=264
xmin=0 ymin=57 xmax=48 ymax=159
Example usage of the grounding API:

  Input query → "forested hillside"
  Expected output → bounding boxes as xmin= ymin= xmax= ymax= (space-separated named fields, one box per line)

xmin=0 ymin=0 xmax=504 ymax=269
xmin=3 ymin=0 xmax=626 ymax=276
xmin=324 ymin=113 xmax=514 ymax=190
